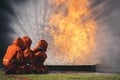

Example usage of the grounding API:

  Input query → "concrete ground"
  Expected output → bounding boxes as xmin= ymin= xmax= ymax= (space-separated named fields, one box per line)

xmin=48 ymin=71 xmax=120 ymax=75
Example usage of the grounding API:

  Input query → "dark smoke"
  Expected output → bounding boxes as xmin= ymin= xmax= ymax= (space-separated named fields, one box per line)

xmin=0 ymin=0 xmax=14 ymax=66
xmin=0 ymin=0 xmax=26 ymax=67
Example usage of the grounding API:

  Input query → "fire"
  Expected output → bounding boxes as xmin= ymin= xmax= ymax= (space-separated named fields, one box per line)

xmin=49 ymin=0 xmax=97 ymax=64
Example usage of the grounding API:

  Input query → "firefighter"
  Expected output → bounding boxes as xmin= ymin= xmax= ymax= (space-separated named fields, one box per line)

xmin=32 ymin=39 xmax=48 ymax=73
xmin=22 ymin=36 xmax=34 ymax=74
xmin=3 ymin=37 xmax=25 ymax=74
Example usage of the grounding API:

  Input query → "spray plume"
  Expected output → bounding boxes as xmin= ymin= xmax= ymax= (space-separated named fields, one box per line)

xmin=10 ymin=0 xmax=98 ymax=65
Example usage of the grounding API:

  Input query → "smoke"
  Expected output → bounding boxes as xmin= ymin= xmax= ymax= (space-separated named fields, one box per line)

xmin=0 ymin=0 xmax=16 ymax=66
xmin=92 ymin=0 xmax=120 ymax=73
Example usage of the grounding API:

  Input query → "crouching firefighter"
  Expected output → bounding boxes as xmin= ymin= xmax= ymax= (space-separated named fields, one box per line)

xmin=22 ymin=36 xmax=35 ymax=74
xmin=3 ymin=37 xmax=25 ymax=74
xmin=32 ymin=39 xmax=48 ymax=73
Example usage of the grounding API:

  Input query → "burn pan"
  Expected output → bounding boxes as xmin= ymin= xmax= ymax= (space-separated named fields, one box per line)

xmin=47 ymin=65 xmax=96 ymax=72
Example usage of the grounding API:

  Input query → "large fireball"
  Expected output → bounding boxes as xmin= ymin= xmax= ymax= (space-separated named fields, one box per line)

xmin=49 ymin=0 xmax=97 ymax=65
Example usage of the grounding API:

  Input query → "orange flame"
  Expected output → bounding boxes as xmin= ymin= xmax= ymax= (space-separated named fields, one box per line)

xmin=49 ymin=0 xmax=97 ymax=64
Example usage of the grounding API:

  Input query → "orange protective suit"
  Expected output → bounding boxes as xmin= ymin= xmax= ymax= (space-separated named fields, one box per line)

xmin=32 ymin=39 xmax=48 ymax=73
xmin=22 ymin=36 xmax=32 ymax=61
xmin=3 ymin=37 xmax=25 ymax=74
xmin=22 ymin=36 xmax=34 ymax=73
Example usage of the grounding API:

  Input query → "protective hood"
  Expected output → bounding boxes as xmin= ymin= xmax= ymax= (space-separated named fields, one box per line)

xmin=13 ymin=37 xmax=24 ymax=48
xmin=22 ymin=36 xmax=32 ymax=48
xmin=34 ymin=39 xmax=48 ymax=52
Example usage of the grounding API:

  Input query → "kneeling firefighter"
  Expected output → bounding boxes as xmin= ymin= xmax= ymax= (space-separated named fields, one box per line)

xmin=3 ymin=37 xmax=25 ymax=74
xmin=22 ymin=36 xmax=35 ymax=74
xmin=32 ymin=39 xmax=48 ymax=73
